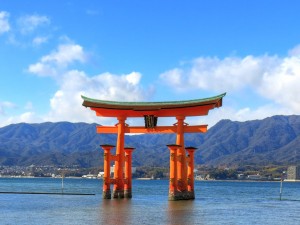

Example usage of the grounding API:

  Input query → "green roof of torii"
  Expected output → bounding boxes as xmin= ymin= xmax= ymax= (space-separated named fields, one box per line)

xmin=81 ymin=93 xmax=226 ymax=110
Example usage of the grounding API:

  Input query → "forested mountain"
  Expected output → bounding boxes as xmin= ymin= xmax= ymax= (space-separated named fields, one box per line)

xmin=0 ymin=115 xmax=299 ymax=167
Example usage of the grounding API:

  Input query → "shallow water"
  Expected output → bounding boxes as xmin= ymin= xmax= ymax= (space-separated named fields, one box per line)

xmin=1 ymin=178 xmax=300 ymax=225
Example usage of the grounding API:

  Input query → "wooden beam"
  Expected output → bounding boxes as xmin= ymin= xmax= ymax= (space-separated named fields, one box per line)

xmin=184 ymin=125 xmax=207 ymax=133
xmin=91 ymin=104 xmax=214 ymax=117
xmin=97 ymin=125 xmax=207 ymax=134
xmin=110 ymin=154 xmax=119 ymax=161
xmin=126 ymin=126 xmax=176 ymax=133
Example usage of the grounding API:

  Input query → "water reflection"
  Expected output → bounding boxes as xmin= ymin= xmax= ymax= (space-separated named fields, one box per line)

xmin=167 ymin=200 xmax=199 ymax=225
xmin=99 ymin=199 xmax=133 ymax=225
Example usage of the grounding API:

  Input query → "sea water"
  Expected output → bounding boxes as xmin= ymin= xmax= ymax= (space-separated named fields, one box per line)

xmin=0 ymin=178 xmax=300 ymax=225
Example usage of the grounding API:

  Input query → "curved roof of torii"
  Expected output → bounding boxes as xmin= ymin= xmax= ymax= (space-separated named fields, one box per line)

xmin=81 ymin=92 xmax=226 ymax=117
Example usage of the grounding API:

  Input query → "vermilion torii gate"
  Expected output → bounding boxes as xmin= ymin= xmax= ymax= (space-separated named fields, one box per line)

xmin=82 ymin=93 xmax=225 ymax=200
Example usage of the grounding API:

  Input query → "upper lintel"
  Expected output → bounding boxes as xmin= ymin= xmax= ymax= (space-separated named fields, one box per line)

xmin=81 ymin=93 xmax=226 ymax=117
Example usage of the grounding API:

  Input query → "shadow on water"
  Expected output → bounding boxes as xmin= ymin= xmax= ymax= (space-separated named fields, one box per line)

xmin=99 ymin=199 xmax=133 ymax=225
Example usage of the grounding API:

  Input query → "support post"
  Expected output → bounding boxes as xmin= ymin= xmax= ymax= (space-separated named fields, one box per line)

xmin=167 ymin=144 xmax=180 ymax=200
xmin=100 ymin=144 xmax=115 ymax=199
xmin=176 ymin=116 xmax=188 ymax=199
xmin=124 ymin=147 xmax=135 ymax=198
xmin=113 ymin=116 xmax=126 ymax=198
xmin=186 ymin=147 xmax=197 ymax=199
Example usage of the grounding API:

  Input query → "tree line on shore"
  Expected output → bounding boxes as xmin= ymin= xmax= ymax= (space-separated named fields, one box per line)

xmin=1 ymin=165 xmax=286 ymax=180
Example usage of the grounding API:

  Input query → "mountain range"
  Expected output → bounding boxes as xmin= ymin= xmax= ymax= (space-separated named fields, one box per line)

xmin=0 ymin=115 xmax=299 ymax=168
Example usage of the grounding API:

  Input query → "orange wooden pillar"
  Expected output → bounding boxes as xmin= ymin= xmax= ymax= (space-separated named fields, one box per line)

xmin=186 ymin=146 xmax=197 ymax=199
xmin=100 ymin=144 xmax=115 ymax=199
xmin=176 ymin=116 xmax=188 ymax=199
xmin=124 ymin=147 xmax=135 ymax=198
xmin=167 ymin=144 xmax=180 ymax=200
xmin=112 ymin=116 xmax=126 ymax=198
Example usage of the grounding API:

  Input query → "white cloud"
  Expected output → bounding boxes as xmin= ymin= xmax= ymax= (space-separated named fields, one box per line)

xmin=17 ymin=14 xmax=50 ymax=34
xmin=28 ymin=62 xmax=58 ymax=77
xmin=160 ymin=68 xmax=185 ymax=91
xmin=19 ymin=112 xmax=39 ymax=122
xmin=0 ymin=11 xmax=10 ymax=34
xmin=46 ymin=70 xmax=146 ymax=124
xmin=32 ymin=36 xmax=48 ymax=46
xmin=2 ymin=13 xmax=51 ymax=47
xmin=13 ymin=40 xmax=300 ymax=128
xmin=25 ymin=42 xmax=148 ymax=124
xmin=42 ymin=44 xmax=86 ymax=66
xmin=0 ymin=70 xmax=145 ymax=127
xmin=0 ymin=111 xmax=43 ymax=127
xmin=28 ymin=43 xmax=87 ymax=77
xmin=160 ymin=55 xmax=280 ymax=93
xmin=258 ymin=56 xmax=300 ymax=112
xmin=0 ymin=101 xmax=43 ymax=127
xmin=160 ymin=46 xmax=300 ymax=118
xmin=289 ymin=44 xmax=300 ymax=56
xmin=125 ymin=72 xmax=141 ymax=85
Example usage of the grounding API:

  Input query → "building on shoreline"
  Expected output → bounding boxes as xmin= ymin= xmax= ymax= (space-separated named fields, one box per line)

xmin=287 ymin=166 xmax=300 ymax=181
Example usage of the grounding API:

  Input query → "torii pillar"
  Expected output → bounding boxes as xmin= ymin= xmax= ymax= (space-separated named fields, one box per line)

xmin=100 ymin=144 xmax=115 ymax=199
xmin=186 ymin=146 xmax=197 ymax=199
xmin=124 ymin=147 xmax=135 ymax=198
xmin=112 ymin=116 xmax=126 ymax=199
xmin=167 ymin=144 xmax=180 ymax=200
xmin=175 ymin=116 xmax=188 ymax=199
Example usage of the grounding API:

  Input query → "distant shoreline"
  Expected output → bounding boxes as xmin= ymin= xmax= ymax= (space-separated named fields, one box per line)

xmin=1 ymin=176 xmax=300 ymax=182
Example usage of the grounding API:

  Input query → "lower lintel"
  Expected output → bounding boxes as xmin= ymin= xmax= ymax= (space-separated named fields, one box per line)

xmin=97 ymin=125 xmax=207 ymax=134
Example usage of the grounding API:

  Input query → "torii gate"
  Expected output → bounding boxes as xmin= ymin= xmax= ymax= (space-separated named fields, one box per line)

xmin=81 ymin=93 xmax=225 ymax=200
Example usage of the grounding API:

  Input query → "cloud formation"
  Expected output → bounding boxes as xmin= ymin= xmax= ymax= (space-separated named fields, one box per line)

xmin=0 ymin=11 xmax=10 ymax=34
xmin=0 ymin=111 xmax=43 ymax=127
xmin=28 ymin=43 xmax=87 ymax=77
xmin=17 ymin=14 xmax=50 ymax=34
xmin=2 ymin=12 xmax=51 ymax=47
xmin=160 ymin=55 xmax=278 ymax=93
xmin=27 ymin=42 xmax=147 ymax=124
xmin=46 ymin=70 xmax=145 ymax=123
xmin=160 ymin=46 xmax=300 ymax=116
xmin=32 ymin=36 xmax=49 ymax=46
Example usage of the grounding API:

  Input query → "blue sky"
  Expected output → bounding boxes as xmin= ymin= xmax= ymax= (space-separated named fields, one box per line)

xmin=1 ymin=0 xmax=300 ymax=127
